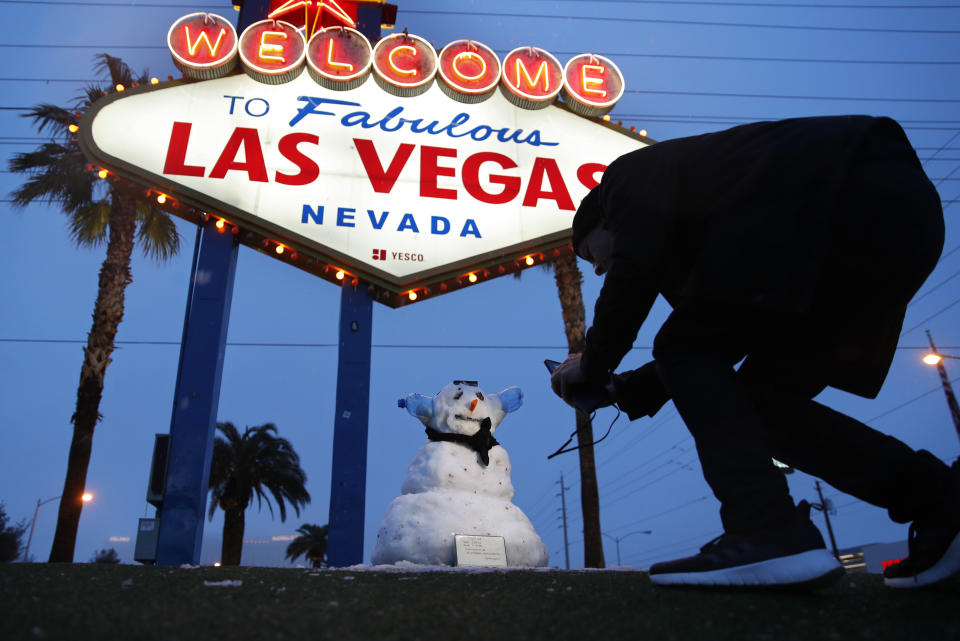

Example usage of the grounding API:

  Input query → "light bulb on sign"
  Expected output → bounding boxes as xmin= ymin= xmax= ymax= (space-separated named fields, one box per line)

xmin=215 ymin=219 xmax=226 ymax=231
xmin=97 ymin=169 xmax=108 ymax=179
xmin=408 ymin=291 xmax=418 ymax=301
xmin=525 ymin=256 xmax=535 ymax=266
xmin=115 ymin=84 xmax=125 ymax=92
xmin=68 ymin=124 xmax=79 ymax=133
xmin=336 ymin=270 xmax=345 ymax=280
xmin=468 ymin=273 xmax=478 ymax=283
xmin=275 ymin=244 xmax=285 ymax=254
xmin=156 ymin=194 xmax=167 ymax=204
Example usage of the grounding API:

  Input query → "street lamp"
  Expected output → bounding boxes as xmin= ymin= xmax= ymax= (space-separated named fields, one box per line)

xmin=922 ymin=330 xmax=960 ymax=446
xmin=602 ymin=529 xmax=652 ymax=566
xmin=22 ymin=492 xmax=93 ymax=562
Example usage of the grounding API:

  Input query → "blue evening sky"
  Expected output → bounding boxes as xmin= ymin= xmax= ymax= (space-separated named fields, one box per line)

xmin=1 ymin=0 xmax=958 ymax=568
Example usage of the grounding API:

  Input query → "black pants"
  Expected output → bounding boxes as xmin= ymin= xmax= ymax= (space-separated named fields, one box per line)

xmin=650 ymin=147 xmax=949 ymax=535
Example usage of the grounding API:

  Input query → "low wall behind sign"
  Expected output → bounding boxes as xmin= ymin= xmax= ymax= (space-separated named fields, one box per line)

xmin=79 ymin=12 xmax=649 ymax=306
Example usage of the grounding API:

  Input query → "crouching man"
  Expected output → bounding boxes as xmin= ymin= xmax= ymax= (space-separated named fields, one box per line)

xmin=551 ymin=115 xmax=959 ymax=588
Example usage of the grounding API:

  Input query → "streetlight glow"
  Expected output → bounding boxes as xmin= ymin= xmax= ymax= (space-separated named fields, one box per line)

xmin=81 ymin=492 xmax=93 ymax=502
xmin=923 ymin=353 xmax=943 ymax=366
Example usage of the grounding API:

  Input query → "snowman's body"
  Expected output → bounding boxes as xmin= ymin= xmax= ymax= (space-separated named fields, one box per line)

xmin=371 ymin=382 xmax=549 ymax=567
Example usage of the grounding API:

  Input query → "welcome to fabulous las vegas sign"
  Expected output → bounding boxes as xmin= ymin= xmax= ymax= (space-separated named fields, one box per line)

xmin=79 ymin=2 xmax=650 ymax=306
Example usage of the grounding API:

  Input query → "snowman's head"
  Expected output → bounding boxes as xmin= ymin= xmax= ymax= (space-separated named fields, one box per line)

xmin=401 ymin=381 xmax=523 ymax=436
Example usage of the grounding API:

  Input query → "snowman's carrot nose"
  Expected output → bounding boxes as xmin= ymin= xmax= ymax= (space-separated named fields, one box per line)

xmin=469 ymin=399 xmax=478 ymax=412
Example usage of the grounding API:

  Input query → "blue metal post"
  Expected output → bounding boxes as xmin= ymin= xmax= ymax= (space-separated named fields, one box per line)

xmin=156 ymin=218 xmax=239 ymax=565
xmin=324 ymin=1 xmax=381 ymax=569
xmin=327 ymin=280 xmax=374 ymax=566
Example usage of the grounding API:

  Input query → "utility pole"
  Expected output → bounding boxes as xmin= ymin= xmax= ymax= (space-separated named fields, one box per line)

xmin=925 ymin=330 xmax=960 ymax=446
xmin=814 ymin=481 xmax=840 ymax=560
xmin=558 ymin=473 xmax=570 ymax=570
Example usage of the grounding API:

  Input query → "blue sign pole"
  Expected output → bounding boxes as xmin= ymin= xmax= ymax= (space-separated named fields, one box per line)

xmin=325 ymin=3 xmax=382 ymax=569
xmin=156 ymin=218 xmax=239 ymax=565
xmin=327 ymin=281 xmax=374 ymax=567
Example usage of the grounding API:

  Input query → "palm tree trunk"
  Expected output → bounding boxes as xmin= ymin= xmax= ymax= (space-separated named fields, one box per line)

xmin=553 ymin=252 xmax=606 ymax=569
xmin=49 ymin=190 xmax=136 ymax=562
xmin=221 ymin=507 xmax=245 ymax=566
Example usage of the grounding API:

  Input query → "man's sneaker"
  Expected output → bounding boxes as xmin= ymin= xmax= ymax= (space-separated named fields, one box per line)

xmin=648 ymin=501 xmax=843 ymax=588
xmin=884 ymin=459 xmax=960 ymax=588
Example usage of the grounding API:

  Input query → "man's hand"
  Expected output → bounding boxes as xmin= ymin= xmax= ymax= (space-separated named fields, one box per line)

xmin=551 ymin=353 xmax=588 ymax=400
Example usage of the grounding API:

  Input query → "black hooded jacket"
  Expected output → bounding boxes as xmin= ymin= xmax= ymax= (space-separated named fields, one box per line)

xmin=579 ymin=115 xmax=942 ymax=399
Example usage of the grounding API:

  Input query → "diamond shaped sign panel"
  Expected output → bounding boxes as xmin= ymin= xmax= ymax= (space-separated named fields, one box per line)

xmin=81 ymin=71 xmax=647 ymax=298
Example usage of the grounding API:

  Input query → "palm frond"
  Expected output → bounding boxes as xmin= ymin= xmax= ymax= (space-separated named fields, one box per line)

xmin=20 ymin=104 xmax=76 ymax=139
xmin=67 ymin=202 xmax=111 ymax=247
xmin=207 ymin=422 xmax=311 ymax=524
xmin=136 ymin=201 xmax=182 ymax=262
xmin=93 ymin=53 xmax=137 ymax=87
xmin=285 ymin=523 xmax=328 ymax=566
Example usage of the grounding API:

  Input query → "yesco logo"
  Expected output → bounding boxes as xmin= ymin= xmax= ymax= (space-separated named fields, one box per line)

xmin=372 ymin=249 xmax=425 ymax=263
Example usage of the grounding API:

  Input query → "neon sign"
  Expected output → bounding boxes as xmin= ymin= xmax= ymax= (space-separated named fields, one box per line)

xmin=268 ymin=0 xmax=357 ymax=40
xmin=238 ymin=20 xmax=307 ymax=85
xmin=562 ymin=53 xmax=625 ymax=117
xmin=167 ymin=13 xmax=238 ymax=80
xmin=500 ymin=47 xmax=563 ymax=110
xmin=438 ymin=40 xmax=501 ymax=104
xmin=372 ymin=33 xmax=437 ymax=97
xmin=238 ymin=19 xmax=306 ymax=84
xmin=306 ymin=26 xmax=372 ymax=90
xmin=166 ymin=13 xmax=626 ymax=115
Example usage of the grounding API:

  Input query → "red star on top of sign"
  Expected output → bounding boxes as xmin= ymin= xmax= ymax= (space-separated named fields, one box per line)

xmin=268 ymin=0 xmax=357 ymax=40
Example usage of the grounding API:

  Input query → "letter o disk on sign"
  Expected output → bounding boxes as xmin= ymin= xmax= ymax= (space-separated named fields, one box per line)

xmin=167 ymin=13 xmax=626 ymax=115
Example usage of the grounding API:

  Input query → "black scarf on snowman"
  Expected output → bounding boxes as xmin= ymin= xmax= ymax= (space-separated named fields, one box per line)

xmin=425 ymin=417 xmax=499 ymax=466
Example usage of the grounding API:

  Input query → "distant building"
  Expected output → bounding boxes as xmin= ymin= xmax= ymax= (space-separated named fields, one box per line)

xmin=838 ymin=541 xmax=908 ymax=574
xmin=200 ymin=534 xmax=308 ymax=567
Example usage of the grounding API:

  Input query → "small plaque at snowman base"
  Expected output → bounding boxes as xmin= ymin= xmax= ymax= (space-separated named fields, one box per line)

xmin=455 ymin=535 xmax=507 ymax=568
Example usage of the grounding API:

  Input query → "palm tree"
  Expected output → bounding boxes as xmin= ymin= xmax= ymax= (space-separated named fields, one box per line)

xmin=552 ymin=253 xmax=606 ymax=568
xmin=208 ymin=422 xmax=311 ymax=566
xmin=89 ymin=547 xmax=121 ymax=564
xmin=285 ymin=523 xmax=329 ymax=568
xmin=8 ymin=54 xmax=181 ymax=562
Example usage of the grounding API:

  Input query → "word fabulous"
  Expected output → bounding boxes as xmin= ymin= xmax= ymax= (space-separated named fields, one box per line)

xmin=167 ymin=12 xmax=625 ymax=117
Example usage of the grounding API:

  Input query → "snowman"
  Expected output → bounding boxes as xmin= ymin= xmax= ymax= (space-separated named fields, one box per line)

xmin=370 ymin=380 xmax=549 ymax=567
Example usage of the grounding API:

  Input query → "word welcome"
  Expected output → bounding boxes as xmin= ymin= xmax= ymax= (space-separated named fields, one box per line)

xmin=167 ymin=12 xmax=625 ymax=116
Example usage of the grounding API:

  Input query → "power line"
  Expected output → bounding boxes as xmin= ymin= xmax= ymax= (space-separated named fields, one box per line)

xmin=7 ymin=0 xmax=959 ymax=8
xmin=901 ymin=295 xmax=960 ymax=336
xmin=398 ymin=9 xmax=960 ymax=34
xmin=626 ymin=89 xmax=960 ymax=103
xmin=866 ymin=374 xmax=960 ymax=423
xmin=607 ymin=495 xmax=712 ymax=535
xmin=908 ymin=269 xmax=960 ymax=308
xmin=0 ymin=337 xmax=956 ymax=351
xmin=0 ymin=4 xmax=958 ymax=34
xmin=519 ymin=0 xmax=960 ymax=8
